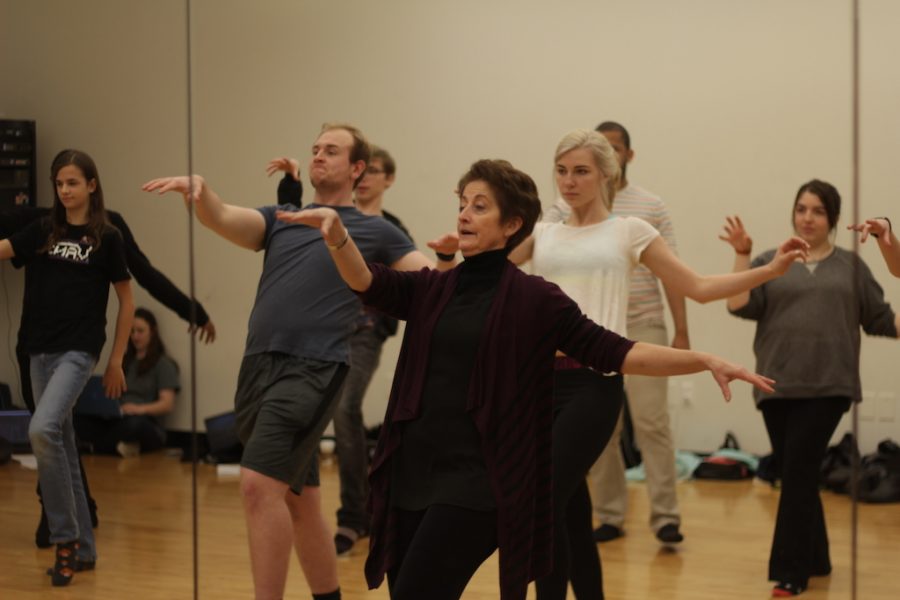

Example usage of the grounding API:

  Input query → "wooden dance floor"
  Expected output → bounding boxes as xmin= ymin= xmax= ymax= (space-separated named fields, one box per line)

xmin=1 ymin=452 xmax=898 ymax=599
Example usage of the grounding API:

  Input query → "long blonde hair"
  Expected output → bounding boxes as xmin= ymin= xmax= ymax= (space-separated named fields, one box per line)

xmin=554 ymin=129 xmax=621 ymax=209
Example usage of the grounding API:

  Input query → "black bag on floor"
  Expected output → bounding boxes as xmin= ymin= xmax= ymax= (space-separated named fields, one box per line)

xmin=820 ymin=432 xmax=859 ymax=493
xmin=694 ymin=433 xmax=754 ymax=480
xmin=858 ymin=439 xmax=900 ymax=503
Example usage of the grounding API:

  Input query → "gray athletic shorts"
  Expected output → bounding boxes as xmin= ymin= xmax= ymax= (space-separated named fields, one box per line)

xmin=234 ymin=352 xmax=348 ymax=493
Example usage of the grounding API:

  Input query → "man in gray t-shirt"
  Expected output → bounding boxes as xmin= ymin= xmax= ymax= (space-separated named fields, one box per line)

xmin=144 ymin=123 xmax=431 ymax=600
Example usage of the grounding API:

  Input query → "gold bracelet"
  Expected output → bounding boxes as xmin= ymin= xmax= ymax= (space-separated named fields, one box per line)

xmin=326 ymin=230 xmax=350 ymax=251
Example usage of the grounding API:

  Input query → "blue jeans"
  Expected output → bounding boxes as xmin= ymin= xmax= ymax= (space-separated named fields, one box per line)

xmin=28 ymin=350 xmax=97 ymax=561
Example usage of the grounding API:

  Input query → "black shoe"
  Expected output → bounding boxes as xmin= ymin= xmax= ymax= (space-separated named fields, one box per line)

xmin=656 ymin=523 xmax=684 ymax=544
xmin=335 ymin=526 xmax=367 ymax=556
xmin=49 ymin=542 xmax=79 ymax=587
xmin=593 ymin=524 xmax=624 ymax=542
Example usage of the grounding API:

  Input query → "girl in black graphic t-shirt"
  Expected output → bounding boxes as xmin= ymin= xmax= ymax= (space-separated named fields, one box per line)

xmin=0 ymin=149 xmax=134 ymax=587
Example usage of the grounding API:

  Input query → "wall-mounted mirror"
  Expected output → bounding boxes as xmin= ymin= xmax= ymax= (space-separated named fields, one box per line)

xmin=1 ymin=1 xmax=197 ymax=598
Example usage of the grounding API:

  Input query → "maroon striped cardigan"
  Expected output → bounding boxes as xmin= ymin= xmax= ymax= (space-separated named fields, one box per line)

xmin=361 ymin=260 xmax=634 ymax=600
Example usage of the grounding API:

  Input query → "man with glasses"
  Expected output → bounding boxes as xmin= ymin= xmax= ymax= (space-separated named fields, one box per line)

xmin=333 ymin=146 xmax=413 ymax=556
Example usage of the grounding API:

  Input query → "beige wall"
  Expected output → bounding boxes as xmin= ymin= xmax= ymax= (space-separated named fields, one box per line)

xmin=2 ymin=0 xmax=898 ymax=454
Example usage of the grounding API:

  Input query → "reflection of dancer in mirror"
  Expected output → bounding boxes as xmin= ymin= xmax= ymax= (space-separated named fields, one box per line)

xmin=0 ymin=149 xmax=134 ymax=586
xmin=0 ymin=168 xmax=217 ymax=552
xmin=501 ymin=130 xmax=808 ymax=600
xmin=74 ymin=307 xmax=179 ymax=456
xmin=279 ymin=158 xmax=782 ymax=600
xmin=144 ymin=123 xmax=432 ymax=600
xmin=546 ymin=121 xmax=691 ymax=545
xmin=849 ymin=217 xmax=900 ymax=278
xmin=722 ymin=181 xmax=900 ymax=597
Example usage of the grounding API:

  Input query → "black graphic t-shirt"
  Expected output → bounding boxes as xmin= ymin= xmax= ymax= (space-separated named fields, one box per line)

xmin=9 ymin=217 xmax=131 ymax=357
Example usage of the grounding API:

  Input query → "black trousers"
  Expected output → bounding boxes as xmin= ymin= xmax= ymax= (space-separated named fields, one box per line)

xmin=761 ymin=396 xmax=849 ymax=587
xmin=74 ymin=414 xmax=167 ymax=454
xmin=535 ymin=369 xmax=625 ymax=600
xmin=387 ymin=504 xmax=498 ymax=600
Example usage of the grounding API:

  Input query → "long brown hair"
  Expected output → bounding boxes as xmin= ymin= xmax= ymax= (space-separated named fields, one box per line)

xmin=45 ymin=149 xmax=111 ymax=252
xmin=125 ymin=308 xmax=173 ymax=376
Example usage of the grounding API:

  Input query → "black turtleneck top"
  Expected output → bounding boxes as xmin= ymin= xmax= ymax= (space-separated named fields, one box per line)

xmin=390 ymin=248 xmax=509 ymax=511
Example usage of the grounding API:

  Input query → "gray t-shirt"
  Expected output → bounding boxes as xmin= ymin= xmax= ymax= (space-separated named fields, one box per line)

xmin=730 ymin=247 xmax=896 ymax=404
xmin=121 ymin=355 xmax=180 ymax=419
xmin=245 ymin=204 xmax=416 ymax=363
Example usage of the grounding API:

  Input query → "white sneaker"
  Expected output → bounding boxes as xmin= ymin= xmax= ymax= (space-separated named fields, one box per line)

xmin=116 ymin=441 xmax=140 ymax=458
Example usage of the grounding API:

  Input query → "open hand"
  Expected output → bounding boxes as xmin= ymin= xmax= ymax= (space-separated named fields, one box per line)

xmin=848 ymin=218 xmax=892 ymax=246
xmin=718 ymin=215 xmax=753 ymax=254
xmin=188 ymin=320 xmax=217 ymax=344
xmin=276 ymin=207 xmax=346 ymax=246
xmin=706 ymin=355 xmax=775 ymax=402
xmin=266 ymin=157 xmax=301 ymax=181
xmin=142 ymin=175 xmax=206 ymax=208
xmin=427 ymin=231 xmax=460 ymax=255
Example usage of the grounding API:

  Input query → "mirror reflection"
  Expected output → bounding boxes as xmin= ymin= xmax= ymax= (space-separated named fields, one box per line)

xmin=1 ymin=1 xmax=196 ymax=598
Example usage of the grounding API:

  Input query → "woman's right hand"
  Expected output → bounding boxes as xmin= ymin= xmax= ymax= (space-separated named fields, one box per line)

xmin=276 ymin=207 xmax=346 ymax=246
xmin=848 ymin=218 xmax=892 ymax=245
xmin=768 ymin=237 xmax=810 ymax=276
xmin=427 ymin=231 xmax=460 ymax=255
xmin=718 ymin=215 xmax=753 ymax=254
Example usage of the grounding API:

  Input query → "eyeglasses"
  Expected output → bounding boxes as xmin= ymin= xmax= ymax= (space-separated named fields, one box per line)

xmin=365 ymin=167 xmax=385 ymax=175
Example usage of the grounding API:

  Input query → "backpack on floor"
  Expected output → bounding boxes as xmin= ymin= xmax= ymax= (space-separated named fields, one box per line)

xmin=694 ymin=433 xmax=756 ymax=480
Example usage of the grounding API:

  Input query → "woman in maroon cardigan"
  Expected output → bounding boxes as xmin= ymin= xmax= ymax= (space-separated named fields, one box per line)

xmin=276 ymin=159 xmax=779 ymax=600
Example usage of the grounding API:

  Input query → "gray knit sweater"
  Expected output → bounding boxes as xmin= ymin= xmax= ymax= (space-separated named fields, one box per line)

xmin=730 ymin=247 xmax=896 ymax=405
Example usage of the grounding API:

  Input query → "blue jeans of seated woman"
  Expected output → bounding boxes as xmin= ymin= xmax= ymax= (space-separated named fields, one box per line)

xmin=28 ymin=350 xmax=97 ymax=561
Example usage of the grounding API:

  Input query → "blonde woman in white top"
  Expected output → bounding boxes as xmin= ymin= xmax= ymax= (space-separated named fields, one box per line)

xmin=503 ymin=129 xmax=809 ymax=600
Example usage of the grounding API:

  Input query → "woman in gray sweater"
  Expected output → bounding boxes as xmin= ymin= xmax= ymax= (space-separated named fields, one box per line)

xmin=722 ymin=180 xmax=900 ymax=597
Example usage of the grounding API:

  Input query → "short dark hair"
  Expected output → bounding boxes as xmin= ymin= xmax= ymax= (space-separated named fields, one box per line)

xmin=370 ymin=145 xmax=396 ymax=177
xmin=595 ymin=121 xmax=631 ymax=150
xmin=320 ymin=122 xmax=371 ymax=188
xmin=793 ymin=179 xmax=841 ymax=231
xmin=456 ymin=159 xmax=542 ymax=251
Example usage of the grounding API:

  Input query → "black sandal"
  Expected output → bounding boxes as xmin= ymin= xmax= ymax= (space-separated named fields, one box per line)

xmin=49 ymin=541 xmax=79 ymax=586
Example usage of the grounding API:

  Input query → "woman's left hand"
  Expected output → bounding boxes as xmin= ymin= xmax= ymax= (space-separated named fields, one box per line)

xmin=276 ymin=207 xmax=346 ymax=246
xmin=103 ymin=364 xmax=127 ymax=399
xmin=120 ymin=403 xmax=145 ymax=416
xmin=705 ymin=355 xmax=775 ymax=402
xmin=769 ymin=237 xmax=810 ymax=275
xmin=427 ymin=231 xmax=460 ymax=255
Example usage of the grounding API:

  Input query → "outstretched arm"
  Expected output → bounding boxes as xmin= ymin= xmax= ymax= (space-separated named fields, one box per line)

xmin=849 ymin=218 xmax=900 ymax=278
xmin=108 ymin=211 xmax=215 ymax=342
xmin=142 ymin=175 xmax=266 ymax=251
xmin=621 ymin=342 xmax=774 ymax=402
xmin=640 ymin=216 xmax=807 ymax=304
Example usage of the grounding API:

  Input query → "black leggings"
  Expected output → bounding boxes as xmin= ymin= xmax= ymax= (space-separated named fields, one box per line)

xmin=761 ymin=396 xmax=849 ymax=587
xmin=387 ymin=504 xmax=498 ymax=600
xmin=535 ymin=369 xmax=625 ymax=600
